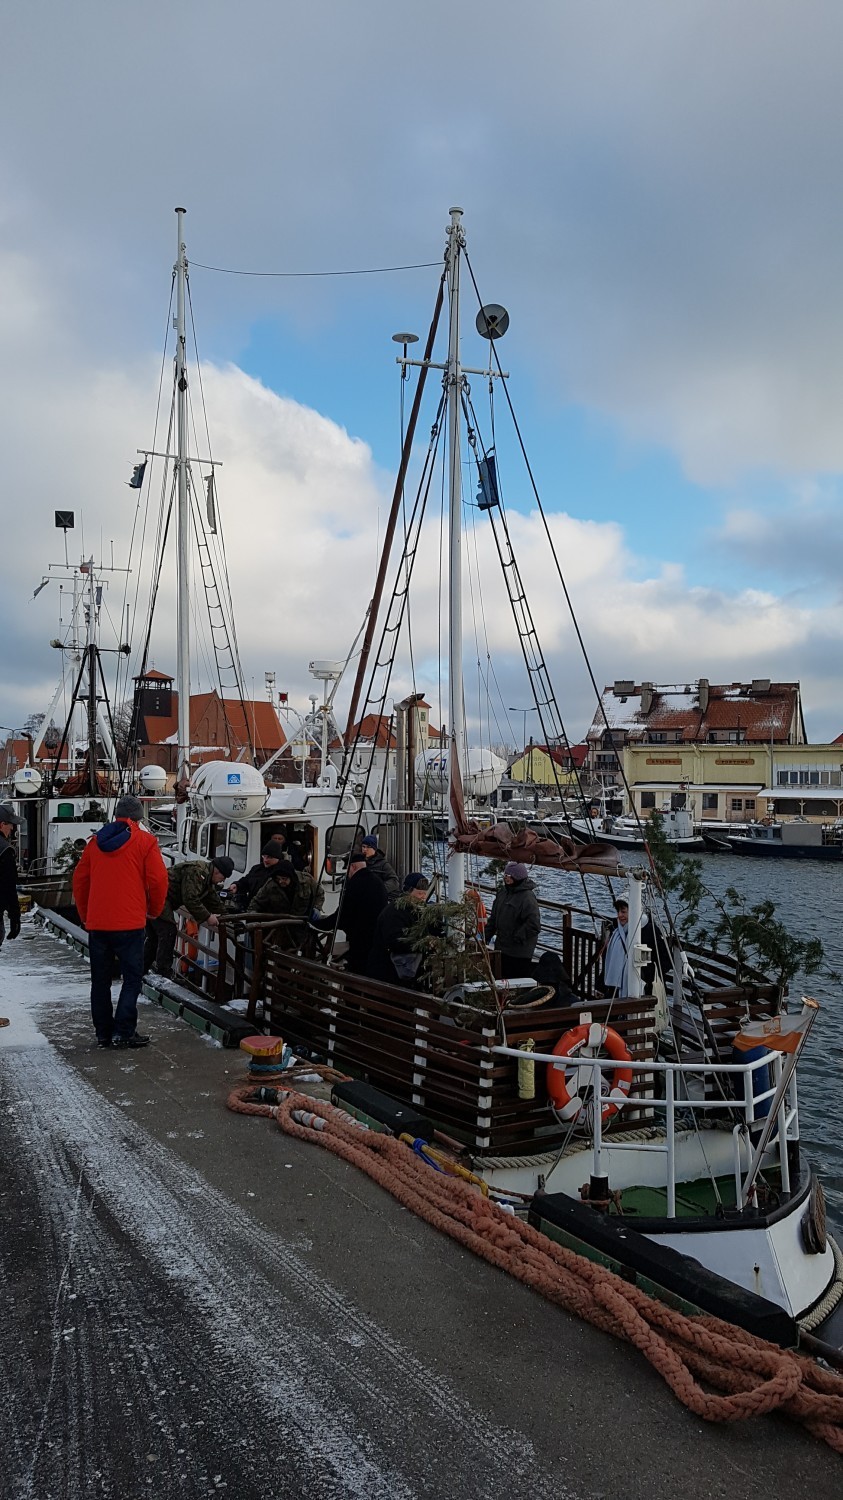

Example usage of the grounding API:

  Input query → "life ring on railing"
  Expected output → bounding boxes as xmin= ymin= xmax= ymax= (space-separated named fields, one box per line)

xmin=546 ymin=1022 xmax=633 ymax=1127
xmin=179 ymin=918 xmax=200 ymax=975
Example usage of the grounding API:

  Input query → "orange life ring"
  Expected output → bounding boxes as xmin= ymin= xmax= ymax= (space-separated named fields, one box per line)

xmin=546 ymin=1022 xmax=633 ymax=1126
xmin=179 ymin=918 xmax=200 ymax=975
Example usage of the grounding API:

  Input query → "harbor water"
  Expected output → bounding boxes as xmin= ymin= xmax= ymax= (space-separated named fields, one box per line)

xmin=453 ymin=846 xmax=843 ymax=1236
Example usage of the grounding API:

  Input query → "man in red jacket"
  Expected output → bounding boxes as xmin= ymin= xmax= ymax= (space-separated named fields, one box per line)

xmin=73 ymin=795 xmax=168 ymax=1049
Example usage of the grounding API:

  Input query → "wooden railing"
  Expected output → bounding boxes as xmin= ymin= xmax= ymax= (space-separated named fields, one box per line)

xmin=261 ymin=946 xmax=658 ymax=1156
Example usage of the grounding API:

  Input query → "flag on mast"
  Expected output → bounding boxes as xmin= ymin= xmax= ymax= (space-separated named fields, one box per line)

xmin=733 ymin=998 xmax=819 ymax=1054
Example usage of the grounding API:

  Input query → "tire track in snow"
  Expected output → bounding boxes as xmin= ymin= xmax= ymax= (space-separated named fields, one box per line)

xmin=2 ymin=1025 xmax=572 ymax=1500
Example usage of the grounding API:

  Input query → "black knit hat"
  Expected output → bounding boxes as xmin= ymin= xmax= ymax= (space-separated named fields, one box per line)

xmin=211 ymin=855 xmax=235 ymax=878
xmin=262 ymin=839 xmax=286 ymax=860
xmin=272 ymin=860 xmax=296 ymax=880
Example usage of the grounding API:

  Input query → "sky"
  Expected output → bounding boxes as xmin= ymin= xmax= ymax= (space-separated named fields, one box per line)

xmin=1 ymin=0 xmax=842 ymax=751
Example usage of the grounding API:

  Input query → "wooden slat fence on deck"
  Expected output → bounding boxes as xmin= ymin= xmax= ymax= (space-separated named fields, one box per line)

xmin=263 ymin=949 xmax=658 ymax=1155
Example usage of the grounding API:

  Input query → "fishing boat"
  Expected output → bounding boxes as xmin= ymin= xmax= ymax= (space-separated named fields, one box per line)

xmin=237 ymin=207 xmax=839 ymax=1355
xmin=570 ymin=806 xmax=707 ymax=853
xmin=720 ymin=817 xmax=843 ymax=862
xmin=38 ymin=207 xmax=843 ymax=1358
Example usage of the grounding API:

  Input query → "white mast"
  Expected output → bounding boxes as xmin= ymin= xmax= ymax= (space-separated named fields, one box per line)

xmin=446 ymin=206 xmax=466 ymax=903
xmin=174 ymin=207 xmax=191 ymax=835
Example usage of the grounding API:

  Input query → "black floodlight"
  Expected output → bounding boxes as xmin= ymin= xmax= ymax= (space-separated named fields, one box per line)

xmin=55 ymin=510 xmax=75 ymax=530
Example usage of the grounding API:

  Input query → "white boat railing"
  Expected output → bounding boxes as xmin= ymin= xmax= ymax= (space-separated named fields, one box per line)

xmin=491 ymin=1044 xmax=795 ymax=1218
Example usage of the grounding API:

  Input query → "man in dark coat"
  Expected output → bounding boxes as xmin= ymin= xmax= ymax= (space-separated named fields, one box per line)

xmin=0 ymin=802 xmax=23 ymax=955
xmin=229 ymin=839 xmax=286 ymax=911
xmin=485 ymin=861 xmax=541 ymax=979
xmin=310 ymin=851 xmax=388 ymax=972
xmin=360 ymin=835 xmax=400 ymax=898
xmin=367 ymin=872 xmax=431 ymax=987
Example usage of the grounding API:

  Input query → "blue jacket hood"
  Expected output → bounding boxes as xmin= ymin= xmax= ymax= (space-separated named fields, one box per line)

xmin=95 ymin=820 xmax=132 ymax=853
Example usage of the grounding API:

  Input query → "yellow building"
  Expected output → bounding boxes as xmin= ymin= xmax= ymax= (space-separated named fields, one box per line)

xmin=509 ymin=745 xmax=583 ymax=790
xmin=623 ymin=742 xmax=843 ymax=824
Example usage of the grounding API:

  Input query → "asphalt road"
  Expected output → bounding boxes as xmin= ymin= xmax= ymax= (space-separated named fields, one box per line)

xmin=1 ymin=924 xmax=840 ymax=1500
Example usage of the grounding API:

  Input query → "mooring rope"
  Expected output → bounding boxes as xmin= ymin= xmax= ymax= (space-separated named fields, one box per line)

xmin=226 ymin=1083 xmax=843 ymax=1453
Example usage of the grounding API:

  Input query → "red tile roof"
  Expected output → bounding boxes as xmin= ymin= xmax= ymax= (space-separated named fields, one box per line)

xmin=0 ymin=738 xmax=31 ymax=778
xmin=141 ymin=690 xmax=285 ymax=756
xmin=349 ymin=714 xmax=396 ymax=749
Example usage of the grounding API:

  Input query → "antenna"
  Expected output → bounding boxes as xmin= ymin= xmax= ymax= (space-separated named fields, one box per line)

xmin=392 ymin=331 xmax=419 ymax=380
xmin=55 ymin=509 xmax=74 ymax=567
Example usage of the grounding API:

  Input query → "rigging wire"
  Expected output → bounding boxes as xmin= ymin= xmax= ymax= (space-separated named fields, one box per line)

xmin=186 ymin=276 xmax=255 ymax=759
xmin=460 ymin=386 xmax=598 ymax=920
xmin=460 ymin=248 xmax=742 ymax=1127
xmin=325 ymin=393 xmax=448 ymax=912
xmin=116 ymin=274 xmax=177 ymax=747
xmin=462 ymin=248 xmax=650 ymax=849
xmin=189 ymin=258 xmax=441 ymax=279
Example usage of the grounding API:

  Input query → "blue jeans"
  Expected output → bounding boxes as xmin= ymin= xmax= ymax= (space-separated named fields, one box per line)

xmin=88 ymin=929 xmax=145 ymax=1040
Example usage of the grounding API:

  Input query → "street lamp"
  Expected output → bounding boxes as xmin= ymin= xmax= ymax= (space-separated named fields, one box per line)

xmin=508 ymin=706 xmax=538 ymax=753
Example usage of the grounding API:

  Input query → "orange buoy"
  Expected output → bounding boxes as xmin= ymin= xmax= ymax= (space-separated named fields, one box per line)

xmin=546 ymin=1022 xmax=632 ymax=1127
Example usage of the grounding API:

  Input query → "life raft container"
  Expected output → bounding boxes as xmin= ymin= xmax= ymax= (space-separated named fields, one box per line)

xmin=546 ymin=1022 xmax=633 ymax=1127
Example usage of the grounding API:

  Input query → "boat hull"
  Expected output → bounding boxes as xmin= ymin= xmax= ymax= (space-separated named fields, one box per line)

xmin=724 ymin=838 xmax=843 ymax=861
xmin=570 ymin=820 xmax=706 ymax=852
xmin=529 ymin=1188 xmax=843 ymax=1352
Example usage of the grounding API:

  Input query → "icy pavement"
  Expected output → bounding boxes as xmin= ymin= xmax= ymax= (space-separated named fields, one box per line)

xmin=1 ymin=924 xmax=839 ymax=1500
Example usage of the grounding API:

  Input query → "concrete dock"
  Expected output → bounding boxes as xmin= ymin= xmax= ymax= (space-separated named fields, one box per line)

xmin=1 ymin=923 xmax=839 ymax=1499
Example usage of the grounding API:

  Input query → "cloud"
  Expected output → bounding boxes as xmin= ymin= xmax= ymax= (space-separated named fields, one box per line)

xmin=2 ymin=3 xmax=843 ymax=748
xmin=1 ymin=304 xmax=841 ymax=751
xmin=4 ymin=1 xmax=843 ymax=485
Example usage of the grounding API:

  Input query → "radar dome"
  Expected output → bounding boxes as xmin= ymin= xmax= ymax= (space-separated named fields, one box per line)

xmin=138 ymin=765 xmax=168 ymax=793
xmin=415 ymin=747 xmax=507 ymax=801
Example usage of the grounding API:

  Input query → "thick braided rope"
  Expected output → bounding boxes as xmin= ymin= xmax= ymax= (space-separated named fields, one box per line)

xmin=262 ymin=1090 xmax=843 ymax=1452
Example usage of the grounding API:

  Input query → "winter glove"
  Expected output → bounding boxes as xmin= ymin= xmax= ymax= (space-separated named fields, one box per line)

xmin=8 ymin=916 xmax=20 ymax=940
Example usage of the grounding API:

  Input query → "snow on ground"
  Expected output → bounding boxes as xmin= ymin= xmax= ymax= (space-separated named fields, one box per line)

xmin=0 ymin=922 xmax=551 ymax=1500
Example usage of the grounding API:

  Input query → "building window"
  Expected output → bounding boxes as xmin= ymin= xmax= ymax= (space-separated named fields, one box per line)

xmin=648 ymin=733 xmax=666 ymax=744
xmin=727 ymin=730 xmax=745 ymax=744
xmin=744 ymin=799 xmax=755 ymax=814
xmin=702 ymin=793 xmax=718 ymax=811
xmin=809 ymin=772 xmax=819 ymax=786
xmin=777 ymin=771 xmax=789 ymax=785
xmin=640 ymin=791 xmax=656 ymax=810
xmin=730 ymin=798 xmax=743 ymax=812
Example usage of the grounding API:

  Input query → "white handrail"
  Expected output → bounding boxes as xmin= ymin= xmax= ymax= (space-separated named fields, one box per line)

xmin=491 ymin=1042 xmax=797 ymax=1219
xmin=491 ymin=1044 xmax=780 ymax=1075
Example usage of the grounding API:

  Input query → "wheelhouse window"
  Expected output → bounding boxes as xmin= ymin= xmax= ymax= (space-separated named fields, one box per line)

xmin=227 ymin=823 xmax=249 ymax=873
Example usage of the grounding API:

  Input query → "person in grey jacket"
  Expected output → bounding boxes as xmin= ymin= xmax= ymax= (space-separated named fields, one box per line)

xmin=485 ymin=861 xmax=541 ymax=979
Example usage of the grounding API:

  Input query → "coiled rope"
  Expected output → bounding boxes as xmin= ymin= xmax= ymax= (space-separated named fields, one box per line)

xmin=226 ymin=1082 xmax=843 ymax=1453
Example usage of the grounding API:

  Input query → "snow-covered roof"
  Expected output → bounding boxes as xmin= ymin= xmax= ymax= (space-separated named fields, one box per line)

xmin=587 ymin=682 xmax=802 ymax=745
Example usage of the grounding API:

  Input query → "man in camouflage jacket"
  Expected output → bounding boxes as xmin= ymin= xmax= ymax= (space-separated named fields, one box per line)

xmin=145 ymin=855 xmax=234 ymax=975
xmin=248 ymin=859 xmax=324 ymax=950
